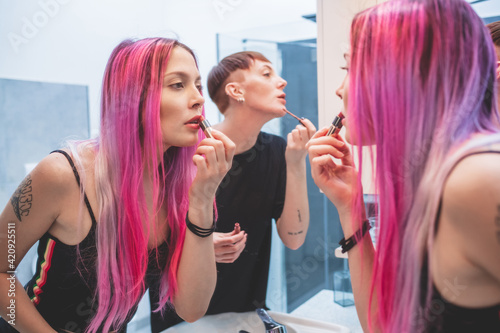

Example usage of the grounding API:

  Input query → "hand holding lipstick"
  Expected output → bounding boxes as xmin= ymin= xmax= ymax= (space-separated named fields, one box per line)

xmin=213 ymin=223 xmax=247 ymax=263
xmin=189 ymin=128 xmax=235 ymax=222
xmin=284 ymin=117 xmax=317 ymax=166
xmin=306 ymin=127 xmax=359 ymax=216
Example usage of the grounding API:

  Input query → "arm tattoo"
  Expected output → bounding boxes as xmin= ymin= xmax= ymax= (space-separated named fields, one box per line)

xmin=496 ymin=205 xmax=500 ymax=244
xmin=287 ymin=230 xmax=304 ymax=236
xmin=297 ymin=209 xmax=302 ymax=223
xmin=10 ymin=175 xmax=33 ymax=221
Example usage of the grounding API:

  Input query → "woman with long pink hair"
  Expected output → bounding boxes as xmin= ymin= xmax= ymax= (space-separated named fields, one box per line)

xmin=308 ymin=0 xmax=500 ymax=332
xmin=0 ymin=37 xmax=235 ymax=332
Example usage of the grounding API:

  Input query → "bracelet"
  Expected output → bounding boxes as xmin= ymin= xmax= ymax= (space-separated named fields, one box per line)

xmin=339 ymin=220 xmax=371 ymax=253
xmin=185 ymin=212 xmax=215 ymax=238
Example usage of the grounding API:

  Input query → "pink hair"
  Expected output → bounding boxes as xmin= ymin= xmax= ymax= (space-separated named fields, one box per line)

xmin=348 ymin=0 xmax=500 ymax=331
xmin=71 ymin=38 xmax=203 ymax=332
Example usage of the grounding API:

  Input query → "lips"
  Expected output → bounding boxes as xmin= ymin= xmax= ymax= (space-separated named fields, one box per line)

xmin=278 ymin=93 xmax=286 ymax=100
xmin=185 ymin=115 xmax=202 ymax=125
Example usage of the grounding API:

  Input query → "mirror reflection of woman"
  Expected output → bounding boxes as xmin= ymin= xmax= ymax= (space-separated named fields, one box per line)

xmin=0 ymin=38 xmax=235 ymax=333
xmin=308 ymin=0 xmax=500 ymax=332
xmin=150 ymin=51 xmax=316 ymax=331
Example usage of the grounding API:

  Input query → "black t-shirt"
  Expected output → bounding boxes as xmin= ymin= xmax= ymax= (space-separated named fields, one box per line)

xmin=208 ymin=131 xmax=287 ymax=313
xmin=149 ymin=132 xmax=287 ymax=331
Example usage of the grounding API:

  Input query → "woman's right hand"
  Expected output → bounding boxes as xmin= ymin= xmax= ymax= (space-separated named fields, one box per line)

xmin=307 ymin=127 xmax=359 ymax=216
xmin=188 ymin=129 xmax=235 ymax=222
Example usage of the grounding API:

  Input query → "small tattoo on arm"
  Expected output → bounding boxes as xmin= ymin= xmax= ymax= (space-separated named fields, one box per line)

xmin=297 ymin=209 xmax=302 ymax=223
xmin=10 ymin=175 xmax=33 ymax=221
xmin=287 ymin=230 xmax=304 ymax=236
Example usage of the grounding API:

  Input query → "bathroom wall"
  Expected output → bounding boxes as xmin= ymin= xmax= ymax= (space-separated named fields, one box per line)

xmin=0 ymin=78 xmax=89 ymax=207
xmin=0 ymin=0 xmax=316 ymax=137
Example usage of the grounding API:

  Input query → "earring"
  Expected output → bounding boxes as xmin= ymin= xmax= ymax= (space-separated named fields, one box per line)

xmin=237 ymin=97 xmax=245 ymax=103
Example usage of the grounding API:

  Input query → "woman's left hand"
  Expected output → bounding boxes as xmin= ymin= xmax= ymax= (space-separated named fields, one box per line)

xmin=285 ymin=118 xmax=317 ymax=165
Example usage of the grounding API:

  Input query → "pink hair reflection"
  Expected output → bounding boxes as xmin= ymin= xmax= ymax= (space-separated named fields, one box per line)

xmin=348 ymin=0 xmax=499 ymax=331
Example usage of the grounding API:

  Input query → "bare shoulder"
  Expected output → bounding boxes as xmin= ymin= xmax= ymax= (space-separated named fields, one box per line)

xmin=0 ymin=150 xmax=81 ymax=271
xmin=10 ymin=150 xmax=79 ymax=223
xmin=33 ymin=150 xmax=78 ymax=193
xmin=442 ymin=151 xmax=500 ymax=281
xmin=444 ymin=152 xmax=500 ymax=209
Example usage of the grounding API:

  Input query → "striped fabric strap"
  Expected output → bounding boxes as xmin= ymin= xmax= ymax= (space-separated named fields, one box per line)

xmin=31 ymin=238 xmax=56 ymax=305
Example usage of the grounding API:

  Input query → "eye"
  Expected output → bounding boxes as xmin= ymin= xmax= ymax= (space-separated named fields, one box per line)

xmin=170 ymin=82 xmax=184 ymax=89
xmin=196 ymin=84 xmax=203 ymax=92
xmin=263 ymin=72 xmax=271 ymax=77
xmin=340 ymin=66 xmax=349 ymax=72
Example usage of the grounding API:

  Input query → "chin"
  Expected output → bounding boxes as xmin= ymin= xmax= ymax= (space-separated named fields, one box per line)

xmin=273 ymin=108 xmax=286 ymax=118
xmin=165 ymin=136 xmax=199 ymax=149
xmin=180 ymin=138 xmax=199 ymax=147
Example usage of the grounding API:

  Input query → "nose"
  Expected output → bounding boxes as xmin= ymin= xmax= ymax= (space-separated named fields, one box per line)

xmin=192 ymin=88 xmax=205 ymax=111
xmin=278 ymin=77 xmax=287 ymax=89
xmin=336 ymin=82 xmax=344 ymax=99
xmin=336 ymin=86 xmax=343 ymax=99
xmin=336 ymin=74 xmax=347 ymax=99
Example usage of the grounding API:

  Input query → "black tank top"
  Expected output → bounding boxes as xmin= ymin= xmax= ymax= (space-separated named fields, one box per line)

xmin=424 ymin=150 xmax=500 ymax=332
xmin=0 ymin=150 xmax=169 ymax=333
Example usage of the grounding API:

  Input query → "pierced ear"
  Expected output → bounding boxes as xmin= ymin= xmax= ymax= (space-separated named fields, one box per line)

xmin=225 ymin=82 xmax=244 ymax=101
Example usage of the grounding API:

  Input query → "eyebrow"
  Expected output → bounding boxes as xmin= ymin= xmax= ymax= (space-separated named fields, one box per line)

xmin=164 ymin=71 xmax=201 ymax=81
xmin=261 ymin=64 xmax=273 ymax=71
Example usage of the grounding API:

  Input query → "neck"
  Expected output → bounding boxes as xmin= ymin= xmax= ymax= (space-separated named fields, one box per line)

xmin=213 ymin=105 xmax=274 ymax=154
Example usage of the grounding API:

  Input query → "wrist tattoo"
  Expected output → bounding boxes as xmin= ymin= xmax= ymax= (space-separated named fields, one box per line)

xmin=10 ymin=175 xmax=33 ymax=221
xmin=297 ymin=209 xmax=302 ymax=223
xmin=287 ymin=230 xmax=304 ymax=236
xmin=496 ymin=205 xmax=500 ymax=244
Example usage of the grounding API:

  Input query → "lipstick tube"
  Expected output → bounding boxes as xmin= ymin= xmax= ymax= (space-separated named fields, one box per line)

xmin=199 ymin=117 xmax=214 ymax=139
xmin=326 ymin=112 xmax=345 ymax=136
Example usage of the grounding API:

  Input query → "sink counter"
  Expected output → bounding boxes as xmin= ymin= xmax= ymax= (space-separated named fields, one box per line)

xmin=162 ymin=310 xmax=350 ymax=333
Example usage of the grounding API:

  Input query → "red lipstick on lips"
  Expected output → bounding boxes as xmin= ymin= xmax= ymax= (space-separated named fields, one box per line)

xmin=186 ymin=115 xmax=202 ymax=128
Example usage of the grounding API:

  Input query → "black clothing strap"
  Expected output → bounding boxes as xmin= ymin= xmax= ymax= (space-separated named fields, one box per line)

xmin=50 ymin=150 xmax=97 ymax=225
